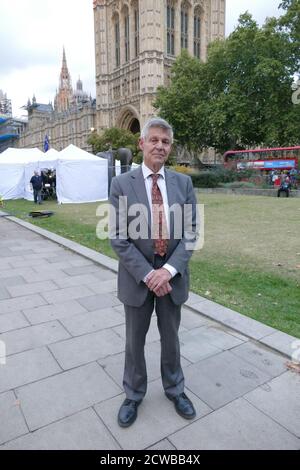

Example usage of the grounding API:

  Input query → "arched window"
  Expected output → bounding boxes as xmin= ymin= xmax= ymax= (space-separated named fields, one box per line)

xmin=114 ymin=15 xmax=120 ymax=67
xmin=124 ymin=9 xmax=130 ymax=62
xmin=194 ymin=8 xmax=201 ymax=59
xmin=134 ymin=6 xmax=139 ymax=57
xmin=181 ymin=3 xmax=188 ymax=50
xmin=166 ymin=1 xmax=175 ymax=56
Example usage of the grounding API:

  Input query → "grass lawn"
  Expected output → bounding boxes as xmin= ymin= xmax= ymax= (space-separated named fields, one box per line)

xmin=3 ymin=194 xmax=300 ymax=338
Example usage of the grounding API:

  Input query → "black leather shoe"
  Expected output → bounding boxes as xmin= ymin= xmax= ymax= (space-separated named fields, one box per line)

xmin=118 ymin=398 xmax=142 ymax=428
xmin=166 ymin=392 xmax=196 ymax=419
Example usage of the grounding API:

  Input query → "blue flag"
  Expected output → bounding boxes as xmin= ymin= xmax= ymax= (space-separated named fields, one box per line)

xmin=44 ymin=135 xmax=49 ymax=152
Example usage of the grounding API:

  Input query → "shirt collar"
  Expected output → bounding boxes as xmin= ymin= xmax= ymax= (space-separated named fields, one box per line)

xmin=142 ymin=162 xmax=165 ymax=180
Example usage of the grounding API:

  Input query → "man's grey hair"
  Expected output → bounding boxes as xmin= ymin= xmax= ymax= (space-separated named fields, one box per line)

xmin=140 ymin=117 xmax=174 ymax=143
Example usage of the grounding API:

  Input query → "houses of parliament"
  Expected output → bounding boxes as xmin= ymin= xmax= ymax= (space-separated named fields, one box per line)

xmin=17 ymin=0 xmax=225 ymax=152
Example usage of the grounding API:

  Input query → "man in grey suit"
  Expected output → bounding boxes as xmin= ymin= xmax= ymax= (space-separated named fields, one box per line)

xmin=109 ymin=117 xmax=199 ymax=427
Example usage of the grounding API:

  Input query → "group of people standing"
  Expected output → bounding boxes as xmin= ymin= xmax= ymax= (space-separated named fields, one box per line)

xmin=269 ymin=170 xmax=298 ymax=189
xmin=266 ymin=170 xmax=298 ymax=197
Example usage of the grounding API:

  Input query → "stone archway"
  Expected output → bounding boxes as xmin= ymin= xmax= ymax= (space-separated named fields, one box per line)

xmin=117 ymin=106 xmax=140 ymax=134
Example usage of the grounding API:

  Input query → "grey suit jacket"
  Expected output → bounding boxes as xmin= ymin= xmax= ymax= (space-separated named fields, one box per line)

xmin=109 ymin=166 xmax=199 ymax=307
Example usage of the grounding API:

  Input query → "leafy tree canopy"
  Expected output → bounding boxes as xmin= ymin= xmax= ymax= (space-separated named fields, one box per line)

xmin=154 ymin=10 xmax=300 ymax=154
xmin=88 ymin=127 xmax=142 ymax=162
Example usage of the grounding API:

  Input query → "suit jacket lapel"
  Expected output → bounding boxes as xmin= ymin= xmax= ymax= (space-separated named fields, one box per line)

xmin=165 ymin=169 xmax=177 ymax=250
xmin=165 ymin=168 xmax=177 ymax=208
xmin=130 ymin=167 xmax=151 ymax=230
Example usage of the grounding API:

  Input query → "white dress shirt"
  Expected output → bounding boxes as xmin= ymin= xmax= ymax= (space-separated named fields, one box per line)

xmin=141 ymin=162 xmax=178 ymax=282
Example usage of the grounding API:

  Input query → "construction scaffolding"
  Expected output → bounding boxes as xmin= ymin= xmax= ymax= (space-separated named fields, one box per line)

xmin=0 ymin=114 xmax=27 ymax=153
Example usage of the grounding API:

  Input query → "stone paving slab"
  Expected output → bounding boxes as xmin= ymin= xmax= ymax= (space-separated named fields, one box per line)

xmin=0 ymin=287 xmax=10 ymax=301
xmin=41 ymin=285 xmax=95 ymax=304
xmin=0 ymin=264 xmax=12 ymax=274
xmin=168 ymin=397 xmax=300 ymax=450
xmin=184 ymin=292 xmax=207 ymax=307
xmin=0 ymin=294 xmax=47 ymax=315
xmin=59 ymin=307 xmax=124 ymax=337
xmin=191 ymin=301 xmax=277 ymax=341
xmin=51 ymin=273 xmax=104 ymax=289
xmin=147 ymin=439 xmax=176 ymax=451
xmin=49 ymin=328 xmax=125 ymax=370
xmin=260 ymin=331 xmax=300 ymax=359
xmin=0 ymin=275 xmax=27 ymax=288
xmin=180 ymin=325 xmax=245 ymax=354
xmin=180 ymin=306 xmax=213 ymax=330
xmin=0 ymin=311 xmax=30 ymax=334
xmin=0 ymin=249 xmax=34 ymax=259
xmin=94 ymin=379 xmax=212 ymax=450
xmin=46 ymin=253 xmax=80 ymax=264
xmin=22 ymin=253 xmax=66 ymax=261
xmin=230 ymin=342 xmax=289 ymax=378
xmin=88 ymin=269 xmax=118 ymax=281
xmin=62 ymin=264 xmax=110 ymax=277
xmin=22 ymin=300 xmax=88 ymax=325
xmin=2 ymin=408 xmax=121 ymax=450
xmin=10 ymin=245 xmax=53 ymax=253
xmin=0 ymin=321 xmax=71 ymax=356
xmin=78 ymin=293 xmax=121 ymax=311
xmin=17 ymin=268 xmax=70 ymax=284
xmin=0 ymin=347 xmax=62 ymax=394
xmin=113 ymin=304 xmax=125 ymax=316
xmin=68 ymin=257 xmax=96 ymax=267
xmin=180 ymin=340 xmax=222 ymax=364
xmin=32 ymin=261 xmax=74 ymax=272
xmin=0 ymin=391 xmax=28 ymax=445
xmin=184 ymin=350 xmax=272 ymax=410
xmin=8 ymin=242 xmax=54 ymax=251
xmin=0 ymin=267 xmax=35 ymax=281
xmin=29 ymin=246 xmax=69 ymax=255
xmin=6 ymin=280 xmax=58 ymax=298
xmin=15 ymin=362 xmax=122 ymax=431
xmin=245 ymin=372 xmax=300 ymax=438
xmin=88 ymin=279 xmax=118 ymax=295
xmin=7 ymin=258 xmax=51 ymax=268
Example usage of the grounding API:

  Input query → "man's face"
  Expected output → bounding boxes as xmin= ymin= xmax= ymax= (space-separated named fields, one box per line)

xmin=139 ymin=126 xmax=172 ymax=172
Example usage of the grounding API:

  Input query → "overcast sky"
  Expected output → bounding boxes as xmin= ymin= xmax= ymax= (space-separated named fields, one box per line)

xmin=0 ymin=0 xmax=284 ymax=117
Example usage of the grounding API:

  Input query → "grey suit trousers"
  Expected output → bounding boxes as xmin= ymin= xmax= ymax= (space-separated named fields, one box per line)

xmin=123 ymin=255 xmax=185 ymax=401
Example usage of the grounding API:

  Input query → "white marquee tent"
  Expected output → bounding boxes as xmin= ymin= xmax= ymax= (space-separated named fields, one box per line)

xmin=0 ymin=145 xmax=108 ymax=203
xmin=0 ymin=148 xmax=42 ymax=200
xmin=56 ymin=145 xmax=108 ymax=203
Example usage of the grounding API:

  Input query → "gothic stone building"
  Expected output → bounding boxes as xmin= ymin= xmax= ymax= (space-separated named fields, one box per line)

xmin=93 ymin=0 xmax=225 ymax=134
xmin=17 ymin=49 xmax=96 ymax=152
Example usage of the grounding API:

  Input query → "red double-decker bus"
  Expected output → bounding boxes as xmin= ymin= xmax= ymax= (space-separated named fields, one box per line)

xmin=223 ymin=146 xmax=300 ymax=171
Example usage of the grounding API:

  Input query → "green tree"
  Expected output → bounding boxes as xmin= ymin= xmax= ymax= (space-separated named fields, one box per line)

xmin=279 ymin=0 xmax=300 ymax=43
xmin=154 ymin=50 xmax=210 ymax=152
xmin=88 ymin=127 xmax=142 ymax=162
xmin=154 ymin=12 xmax=300 ymax=153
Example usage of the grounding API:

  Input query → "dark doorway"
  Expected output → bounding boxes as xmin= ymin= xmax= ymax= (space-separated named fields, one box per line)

xmin=130 ymin=118 xmax=140 ymax=134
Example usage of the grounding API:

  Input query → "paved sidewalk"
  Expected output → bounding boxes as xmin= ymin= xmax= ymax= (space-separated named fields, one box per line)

xmin=0 ymin=215 xmax=299 ymax=450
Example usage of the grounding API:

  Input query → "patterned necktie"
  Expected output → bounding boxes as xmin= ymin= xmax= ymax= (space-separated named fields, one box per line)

xmin=151 ymin=174 xmax=169 ymax=256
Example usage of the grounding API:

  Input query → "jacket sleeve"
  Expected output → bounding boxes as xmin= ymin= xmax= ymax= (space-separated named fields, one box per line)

xmin=109 ymin=176 xmax=154 ymax=284
xmin=165 ymin=176 xmax=199 ymax=276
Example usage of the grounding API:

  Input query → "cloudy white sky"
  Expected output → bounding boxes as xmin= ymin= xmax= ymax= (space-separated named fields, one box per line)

xmin=0 ymin=0 xmax=284 ymax=117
